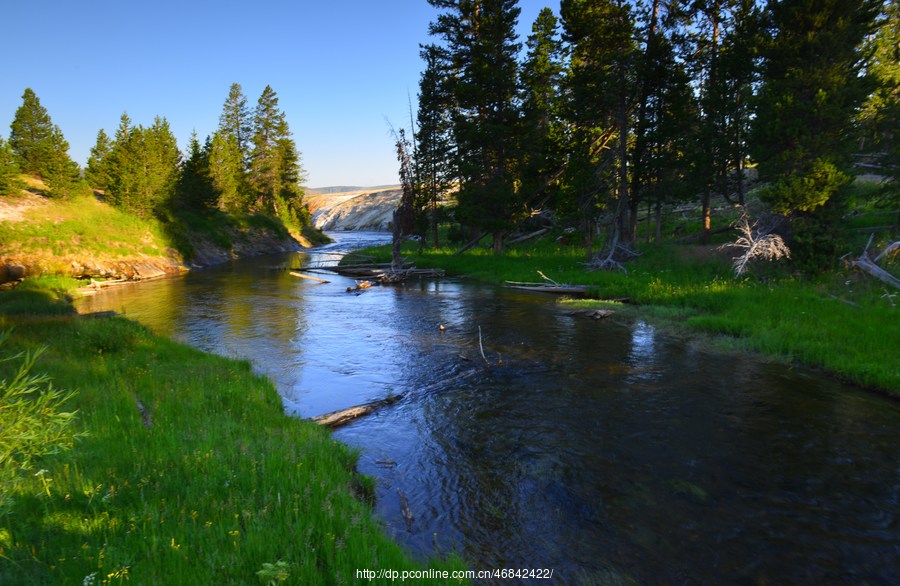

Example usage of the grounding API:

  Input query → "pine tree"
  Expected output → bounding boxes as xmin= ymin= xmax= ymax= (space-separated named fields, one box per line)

xmin=8 ymin=88 xmax=55 ymax=177
xmin=177 ymin=130 xmax=216 ymax=210
xmin=751 ymin=0 xmax=880 ymax=215
xmin=42 ymin=126 xmax=86 ymax=199
xmin=219 ymin=83 xmax=253 ymax=165
xmin=142 ymin=116 xmax=181 ymax=215
xmin=428 ymin=0 xmax=523 ymax=254
xmin=0 ymin=137 xmax=24 ymax=196
xmin=858 ymin=0 xmax=899 ymax=216
xmin=85 ymin=129 xmax=113 ymax=190
xmin=249 ymin=85 xmax=290 ymax=213
xmin=560 ymin=0 xmax=636 ymax=254
xmin=415 ymin=44 xmax=456 ymax=247
xmin=208 ymin=130 xmax=246 ymax=212
xmin=631 ymin=0 xmax=701 ymax=243
xmin=105 ymin=113 xmax=181 ymax=217
xmin=106 ymin=113 xmax=141 ymax=212
xmin=519 ymin=7 xmax=565 ymax=206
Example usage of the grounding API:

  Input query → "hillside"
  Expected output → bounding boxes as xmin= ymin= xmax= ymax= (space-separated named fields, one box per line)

xmin=0 ymin=181 xmax=315 ymax=285
xmin=306 ymin=186 xmax=402 ymax=231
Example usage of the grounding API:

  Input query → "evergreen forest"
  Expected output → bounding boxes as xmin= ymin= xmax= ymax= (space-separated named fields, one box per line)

xmin=1 ymin=83 xmax=315 ymax=254
xmin=398 ymin=0 xmax=898 ymax=272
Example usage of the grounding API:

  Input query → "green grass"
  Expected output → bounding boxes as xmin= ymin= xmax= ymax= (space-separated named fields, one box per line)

xmin=361 ymin=236 xmax=899 ymax=393
xmin=0 ymin=194 xmax=170 ymax=262
xmin=0 ymin=287 xmax=465 ymax=584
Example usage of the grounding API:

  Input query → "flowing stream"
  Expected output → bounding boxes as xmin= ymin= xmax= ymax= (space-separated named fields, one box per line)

xmin=77 ymin=232 xmax=900 ymax=584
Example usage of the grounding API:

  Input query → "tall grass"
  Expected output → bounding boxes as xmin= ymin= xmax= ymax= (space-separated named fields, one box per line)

xmin=0 ymin=291 xmax=464 ymax=584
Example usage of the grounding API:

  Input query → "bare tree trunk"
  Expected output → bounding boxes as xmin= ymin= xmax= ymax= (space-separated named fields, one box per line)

xmin=654 ymin=201 xmax=663 ymax=244
xmin=585 ymin=217 xmax=594 ymax=260
xmin=701 ymin=189 xmax=712 ymax=243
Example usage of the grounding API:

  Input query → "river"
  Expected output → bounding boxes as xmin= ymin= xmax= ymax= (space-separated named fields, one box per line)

xmin=76 ymin=231 xmax=900 ymax=584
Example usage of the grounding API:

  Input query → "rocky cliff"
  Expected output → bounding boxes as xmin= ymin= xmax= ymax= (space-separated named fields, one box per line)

xmin=307 ymin=187 xmax=401 ymax=232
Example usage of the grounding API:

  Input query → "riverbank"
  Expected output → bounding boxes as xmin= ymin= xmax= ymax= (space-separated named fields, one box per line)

xmin=0 ymin=279 xmax=463 ymax=583
xmin=356 ymin=238 xmax=899 ymax=395
xmin=0 ymin=188 xmax=330 ymax=285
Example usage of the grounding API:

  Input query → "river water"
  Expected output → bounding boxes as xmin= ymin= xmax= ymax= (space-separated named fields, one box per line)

xmin=77 ymin=232 xmax=900 ymax=584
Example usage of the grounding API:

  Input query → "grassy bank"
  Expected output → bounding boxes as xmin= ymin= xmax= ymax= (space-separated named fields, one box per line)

xmin=361 ymin=237 xmax=899 ymax=394
xmin=0 ymin=184 xmax=329 ymax=273
xmin=0 ymin=282 xmax=462 ymax=584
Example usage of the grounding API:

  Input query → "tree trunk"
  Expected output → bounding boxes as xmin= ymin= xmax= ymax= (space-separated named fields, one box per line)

xmin=701 ymin=189 xmax=712 ymax=243
xmin=585 ymin=217 xmax=594 ymax=260
xmin=492 ymin=231 xmax=503 ymax=255
xmin=654 ymin=201 xmax=663 ymax=244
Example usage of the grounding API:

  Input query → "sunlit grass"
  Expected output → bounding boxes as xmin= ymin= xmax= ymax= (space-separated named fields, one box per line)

xmin=0 ymin=194 xmax=169 ymax=260
xmin=0 ymin=293 xmax=465 ymax=584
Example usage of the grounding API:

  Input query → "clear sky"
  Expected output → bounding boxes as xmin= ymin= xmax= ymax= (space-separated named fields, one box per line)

xmin=1 ymin=0 xmax=551 ymax=188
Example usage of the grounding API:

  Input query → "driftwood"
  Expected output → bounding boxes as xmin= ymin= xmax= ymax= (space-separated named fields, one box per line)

xmin=310 ymin=393 xmax=405 ymax=428
xmin=289 ymin=271 xmax=330 ymax=284
xmin=505 ymin=282 xmax=589 ymax=295
xmin=848 ymin=237 xmax=900 ymax=290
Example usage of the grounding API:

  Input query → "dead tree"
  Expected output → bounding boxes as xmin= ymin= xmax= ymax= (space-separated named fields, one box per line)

xmin=722 ymin=206 xmax=791 ymax=277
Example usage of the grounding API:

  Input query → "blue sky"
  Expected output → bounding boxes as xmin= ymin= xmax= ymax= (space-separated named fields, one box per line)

xmin=2 ymin=0 xmax=551 ymax=187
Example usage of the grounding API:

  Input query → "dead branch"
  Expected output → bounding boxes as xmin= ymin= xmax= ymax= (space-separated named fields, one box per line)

xmin=848 ymin=236 xmax=900 ymax=289
xmin=874 ymin=241 xmax=900 ymax=264
xmin=722 ymin=207 xmax=791 ymax=278
xmin=850 ymin=254 xmax=900 ymax=289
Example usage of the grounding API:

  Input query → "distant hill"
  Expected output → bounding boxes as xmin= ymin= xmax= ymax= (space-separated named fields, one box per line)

xmin=306 ymin=185 xmax=399 ymax=195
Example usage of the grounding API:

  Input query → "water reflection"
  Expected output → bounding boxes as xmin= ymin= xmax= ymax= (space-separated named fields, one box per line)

xmin=77 ymin=233 xmax=900 ymax=584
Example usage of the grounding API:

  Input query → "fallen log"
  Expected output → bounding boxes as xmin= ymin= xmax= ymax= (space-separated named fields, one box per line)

xmin=848 ymin=237 xmax=900 ymax=290
xmin=851 ymin=254 xmax=900 ymax=289
xmin=310 ymin=393 xmax=405 ymax=428
xmin=289 ymin=271 xmax=330 ymax=284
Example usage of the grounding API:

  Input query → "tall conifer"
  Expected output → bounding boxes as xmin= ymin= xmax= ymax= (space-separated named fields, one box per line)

xmin=428 ymin=0 xmax=523 ymax=253
xmin=0 ymin=138 xmax=23 ymax=196
xmin=8 ymin=88 xmax=55 ymax=177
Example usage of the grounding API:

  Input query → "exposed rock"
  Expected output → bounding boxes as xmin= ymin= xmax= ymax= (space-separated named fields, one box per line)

xmin=308 ymin=188 xmax=401 ymax=232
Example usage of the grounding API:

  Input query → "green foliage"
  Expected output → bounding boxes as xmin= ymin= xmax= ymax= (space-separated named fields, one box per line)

xmin=8 ymin=88 xmax=55 ymax=177
xmin=428 ymin=0 xmax=523 ymax=249
xmin=751 ymin=0 xmax=880 ymax=213
xmin=209 ymin=130 xmax=248 ymax=212
xmin=177 ymin=130 xmax=216 ymax=210
xmin=42 ymin=126 xmax=88 ymax=199
xmin=85 ymin=129 xmax=113 ymax=190
xmin=519 ymin=7 xmax=565 ymax=205
xmin=760 ymin=158 xmax=850 ymax=215
xmin=219 ymin=82 xmax=253 ymax=162
xmin=105 ymin=113 xmax=181 ymax=218
xmin=0 ymin=137 xmax=23 ymax=196
xmin=249 ymin=85 xmax=290 ymax=213
xmin=0 ymin=330 xmax=80 ymax=511
xmin=415 ymin=45 xmax=456 ymax=246
xmin=787 ymin=188 xmax=851 ymax=272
